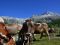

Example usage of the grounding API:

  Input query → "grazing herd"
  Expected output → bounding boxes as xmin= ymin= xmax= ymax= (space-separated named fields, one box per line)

xmin=0 ymin=18 xmax=55 ymax=45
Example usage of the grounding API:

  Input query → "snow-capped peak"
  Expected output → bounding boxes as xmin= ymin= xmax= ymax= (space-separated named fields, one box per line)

xmin=31 ymin=11 xmax=60 ymax=21
xmin=40 ymin=11 xmax=60 ymax=18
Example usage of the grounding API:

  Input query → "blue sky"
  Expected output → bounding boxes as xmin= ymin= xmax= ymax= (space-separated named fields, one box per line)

xmin=0 ymin=0 xmax=60 ymax=18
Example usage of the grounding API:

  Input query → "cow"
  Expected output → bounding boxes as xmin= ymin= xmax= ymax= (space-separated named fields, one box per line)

xmin=32 ymin=23 xmax=50 ymax=40
xmin=30 ymin=22 xmax=56 ymax=41
xmin=0 ymin=17 xmax=16 ymax=45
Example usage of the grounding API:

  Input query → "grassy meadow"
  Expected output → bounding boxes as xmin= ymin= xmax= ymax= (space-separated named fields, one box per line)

xmin=32 ymin=34 xmax=60 ymax=45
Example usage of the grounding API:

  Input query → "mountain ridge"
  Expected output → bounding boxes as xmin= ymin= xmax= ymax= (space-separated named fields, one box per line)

xmin=31 ymin=11 xmax=60 ymax=23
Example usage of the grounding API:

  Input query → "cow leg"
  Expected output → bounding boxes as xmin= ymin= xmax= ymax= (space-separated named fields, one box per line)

xmin=32 ymin=33 xmax=36 ymax=41
xmin=40 ymin=32 xmax=43 ymax=39
xmin=46 ymin=30 xmax=50 ymax=40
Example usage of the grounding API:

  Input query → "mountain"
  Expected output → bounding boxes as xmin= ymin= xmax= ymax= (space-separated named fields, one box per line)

xmin=0 ymin=11 xmax=60 ymax=24
xmin=31 ymin=11 xmax=60 ymax=23
xmin=1 ymin=16 xmax=25 ymax=24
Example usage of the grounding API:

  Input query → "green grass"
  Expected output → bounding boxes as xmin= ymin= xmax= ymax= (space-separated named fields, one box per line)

xmin=32 ymin=34 xmax=60 ymax=45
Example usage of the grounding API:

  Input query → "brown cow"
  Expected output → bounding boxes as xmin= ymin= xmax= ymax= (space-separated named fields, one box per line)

xmin=0 ymin=22 xmax=16 ymax=45
xmin=6 ymin=38 xmax=16 ymax=45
